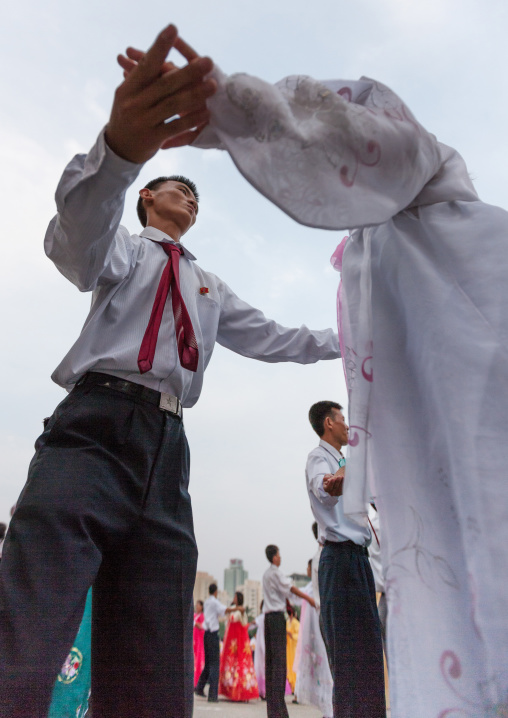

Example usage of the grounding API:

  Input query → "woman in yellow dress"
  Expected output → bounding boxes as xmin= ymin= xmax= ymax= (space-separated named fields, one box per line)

xmin=286 ymin=602 xmax=300 ymax=695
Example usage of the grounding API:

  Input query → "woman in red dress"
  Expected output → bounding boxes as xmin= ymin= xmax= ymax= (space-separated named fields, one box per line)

xmin=193 ymin=600 xmax=205 ymax=686
xmin=219 ymin=592 xmax=259 ymax=701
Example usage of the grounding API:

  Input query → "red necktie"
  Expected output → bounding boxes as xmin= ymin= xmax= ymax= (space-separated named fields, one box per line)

xmin=138 ymin=242 xmax=199 ymax=374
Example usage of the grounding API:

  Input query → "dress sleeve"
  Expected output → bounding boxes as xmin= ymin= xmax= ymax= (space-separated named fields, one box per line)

xmin=194 ymin=70 xmax=442 ymax=230
xmin=44 ymin=129 xmax=143 ymax=292
xmin=216 ymin=279 xmax=340 ymax=363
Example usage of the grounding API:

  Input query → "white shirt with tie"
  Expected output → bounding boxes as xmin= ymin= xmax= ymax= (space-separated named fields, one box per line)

xmin=44 ymin=131 xmax=340 ymax=406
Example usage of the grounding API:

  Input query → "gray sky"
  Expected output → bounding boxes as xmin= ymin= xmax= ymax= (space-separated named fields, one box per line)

xmin=1 ymin=0 xmax=507 ymax=584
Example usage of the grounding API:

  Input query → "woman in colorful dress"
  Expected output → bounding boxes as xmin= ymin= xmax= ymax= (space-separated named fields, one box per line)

xmin=219 ymin=592 xmax=259 ymax=701
xmin=48 ymin=588 xmax=92 ymax=718
xmin=286 ymin=602 xmax=300 ymax=695
xmin=193 ymin=600 xmax=205 ymax=687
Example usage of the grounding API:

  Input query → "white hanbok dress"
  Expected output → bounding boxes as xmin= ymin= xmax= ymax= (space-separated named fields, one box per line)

xmin=293 ymin=583 xmax=333 ymax=718
xmin=253 ymin=612 xmax=266 ymax=698
xmin=195 ymin=70 xmax=508 ymax=718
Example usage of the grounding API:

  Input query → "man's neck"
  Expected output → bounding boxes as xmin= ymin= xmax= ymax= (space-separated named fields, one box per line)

xmin=321 ymin=435 xmax=344 ymax=454
xmin=148 ymin=220 xmax=182 ymax=242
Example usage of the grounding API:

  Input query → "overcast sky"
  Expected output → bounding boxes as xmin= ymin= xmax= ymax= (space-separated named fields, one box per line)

xmin=1 ymin=0 xmax=507 ymax=585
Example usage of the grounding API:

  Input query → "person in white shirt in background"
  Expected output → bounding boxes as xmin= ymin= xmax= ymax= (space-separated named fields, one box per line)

xmin=0 ymin=26 xmax=341 ymax=718
xmin=262 ymin=545 xmax=315 ymax=718
xmin=306 ymin=401 xmax=384 ymax=718
xmin=195 ymin=583 xmax=243 ymax=702
xmin=294 ymin=558 xmax=333 ymax=718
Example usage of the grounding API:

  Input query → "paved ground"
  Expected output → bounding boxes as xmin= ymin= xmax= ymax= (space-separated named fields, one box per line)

xmin=194 ymin=694 xmax=391 ymax=717
xmin=193 ymin=695 xmax=322 ymax=717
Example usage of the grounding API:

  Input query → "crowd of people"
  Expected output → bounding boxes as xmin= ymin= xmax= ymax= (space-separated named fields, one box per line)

xmin=192 ymin=512 xmax=386 ymax=718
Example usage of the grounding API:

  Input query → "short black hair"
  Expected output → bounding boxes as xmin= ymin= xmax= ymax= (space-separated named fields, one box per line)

xmin=235 ymin=591 xmax=244 ymax=606
xmin=308 ymin=401 xmax=343 ymax=437
xmin=312 ymin=521 xmax=318 ymax=540
xmin=209 ymin=583 xmax=217 ymax=595
xmin=265 ymin=544 xmax=279 ymax=563
xmin=136 ymin=175 xmax=199 ymax=227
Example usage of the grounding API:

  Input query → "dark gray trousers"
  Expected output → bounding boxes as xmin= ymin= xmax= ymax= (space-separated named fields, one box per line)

xmin=264 ymin=611 xmax=289 ymax=718
xmin=0 ymin=379 xmax=197 ymax=718
xmin=195 ymin=629 xmax=220 ymax=700
xmin=319 ymin=541 xmax=386 ymax=718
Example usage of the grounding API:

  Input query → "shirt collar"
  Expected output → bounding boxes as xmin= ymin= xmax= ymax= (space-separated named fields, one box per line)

xmin=140 ymin=226 xmax=197 ymax=261
xmin=319 ymin=439 xmax=344 ymax=462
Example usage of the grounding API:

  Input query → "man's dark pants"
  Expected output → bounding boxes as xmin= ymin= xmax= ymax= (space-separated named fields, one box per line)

xmin=195 ymin=629 xmax=220 ymax=700
xmin=264 ymin=611 xmax=289 ymax=718
xmin=0 ymin=377 xmax=197 ymax=718
xmin=319 ymin=540 xmax=386 ymax=718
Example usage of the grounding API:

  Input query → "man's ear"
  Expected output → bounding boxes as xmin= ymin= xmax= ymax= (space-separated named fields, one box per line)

xmin=139 ymin=188 xmax=153 ymax=202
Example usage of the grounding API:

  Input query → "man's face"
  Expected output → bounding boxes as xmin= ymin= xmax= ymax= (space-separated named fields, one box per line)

xmin=272 ymin=551 xmax=281 ymax=567
xmin=329 ymin=409 xmax=349 ymax=448
xmin=145 ymin=180 xmax=198 ymax=235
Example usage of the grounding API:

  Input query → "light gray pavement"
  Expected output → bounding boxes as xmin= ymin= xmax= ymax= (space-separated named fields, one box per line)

xmin=193 ymin=694 xmax=391 ymax=717
xmin=193 ymin=695 xmax=322 ymax=717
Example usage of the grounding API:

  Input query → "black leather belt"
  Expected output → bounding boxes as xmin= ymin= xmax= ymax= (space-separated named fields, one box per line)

xmin=79 ymin=372 xmax=183 ymax=418
xmin=324 ymin=539 xmax=368 ymax=555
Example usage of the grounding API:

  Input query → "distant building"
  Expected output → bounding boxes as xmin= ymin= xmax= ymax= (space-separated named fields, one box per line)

xmin=289 ymin=572 xmax=309 ymax=589
xmin=224 ymin=558 xmax=248 ymax=598
xmin=194 ymin=571 xmax=218 ymax=604
xmin=236 ymin=579 xmax=263 ymax=618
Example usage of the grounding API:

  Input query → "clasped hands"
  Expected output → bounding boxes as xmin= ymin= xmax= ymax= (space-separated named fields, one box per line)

xmin=323 ymin=467 xmax=345 ymax=497
xmin=105 ymin=24 xmax=217 ymax=165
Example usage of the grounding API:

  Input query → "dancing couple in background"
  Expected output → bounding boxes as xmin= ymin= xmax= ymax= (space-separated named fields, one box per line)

xmin=219 ymin=591 xmax=259 ymax=702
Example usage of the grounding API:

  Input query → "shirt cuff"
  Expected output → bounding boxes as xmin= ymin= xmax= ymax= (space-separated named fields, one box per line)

xmin=100 ymin=127 xmax=145 ymax=174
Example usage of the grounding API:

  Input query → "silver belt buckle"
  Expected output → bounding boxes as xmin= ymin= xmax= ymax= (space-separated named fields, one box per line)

xmin=159 ymin=392 xmax=180 ymax=415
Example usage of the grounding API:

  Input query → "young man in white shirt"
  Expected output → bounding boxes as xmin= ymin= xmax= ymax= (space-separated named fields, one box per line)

xmin=262 ymin=545 xmax=315 ymax=718
xmin=0 ymin=27 xmax=340 ymax=718
xmin=195 ymin=583 xmax=242 ymax=702
xmin=306 ymin=401 xmax=385 ymax=718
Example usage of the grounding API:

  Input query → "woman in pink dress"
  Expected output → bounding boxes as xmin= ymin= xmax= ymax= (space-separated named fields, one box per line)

xmin=193 ymin=600 xmax=205 ymax=686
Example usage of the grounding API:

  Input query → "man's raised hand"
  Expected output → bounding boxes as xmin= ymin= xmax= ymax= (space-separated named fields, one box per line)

xmin=106 ymin=24 xmax=216 ymax=164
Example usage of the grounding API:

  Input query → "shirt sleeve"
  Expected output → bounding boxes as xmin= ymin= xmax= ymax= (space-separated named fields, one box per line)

xmin=275 ymin=569 xmax=293 ymax=599
xmin=216 ymin=279 xmax=340 ymax=363
xmin=306 ymin=453 xmax=339 ymax=507
xmin=44 ymin=129 xmax=143 ymax=292
xmin=215 ymin=598 xmax=227 ymax=617
xmin=194 ymin=70 xmax=442 ymax=231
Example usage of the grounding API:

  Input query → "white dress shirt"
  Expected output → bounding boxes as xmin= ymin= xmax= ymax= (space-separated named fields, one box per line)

xmin=305 ymin=439 xmax=371 ymax=546
xmin=203 ymin=595 xmax=226 ymax=632
xmin=262 ymin=563 xmax=293 ymax=613
xmin=44 ymin=131 xmax=340 ymax=407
